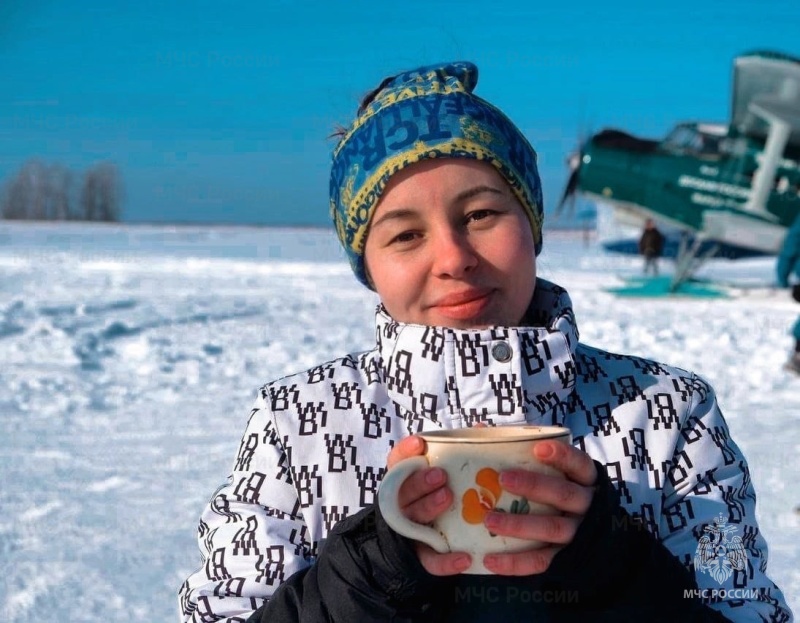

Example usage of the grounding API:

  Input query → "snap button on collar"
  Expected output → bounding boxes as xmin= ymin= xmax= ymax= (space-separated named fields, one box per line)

xmin=491 ymin=341 xmax=512 ymax=363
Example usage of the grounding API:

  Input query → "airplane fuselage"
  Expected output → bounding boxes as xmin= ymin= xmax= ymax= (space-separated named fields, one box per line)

xmin=575 ymin=123 xmax=800 ymax=254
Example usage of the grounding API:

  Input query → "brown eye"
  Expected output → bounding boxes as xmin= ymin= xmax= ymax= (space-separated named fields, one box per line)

xmin=466 ymin=209 xmax=497 ymax=223
xmin=390 ymin=231 xmax=417 ymax=244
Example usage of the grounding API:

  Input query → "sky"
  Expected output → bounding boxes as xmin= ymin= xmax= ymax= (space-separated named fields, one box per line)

xmin=1 ymin=0 xmax=799 ymax=226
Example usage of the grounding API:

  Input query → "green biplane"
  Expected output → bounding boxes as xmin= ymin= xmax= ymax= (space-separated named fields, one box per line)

xmin=560 ymin=50 xmax=800 ymax=291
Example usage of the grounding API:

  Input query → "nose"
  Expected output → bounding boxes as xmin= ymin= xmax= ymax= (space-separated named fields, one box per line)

xmin=432 ymin=229 xmax=478 ymax=278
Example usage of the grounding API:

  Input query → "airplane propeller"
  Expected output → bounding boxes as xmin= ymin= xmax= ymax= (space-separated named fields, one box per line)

xmin=556 ymin=101 xmax=592 ymax=220
xmin=555 ymin=147 xmax=583 ymax=219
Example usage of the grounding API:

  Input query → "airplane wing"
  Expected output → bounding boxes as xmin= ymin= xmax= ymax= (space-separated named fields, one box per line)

xmin=732 ymin=51 xmax=800 ymax=142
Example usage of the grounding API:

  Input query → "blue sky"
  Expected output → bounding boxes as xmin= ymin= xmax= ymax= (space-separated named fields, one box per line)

xmin=1 ymin=0 xmax=799 ymax=226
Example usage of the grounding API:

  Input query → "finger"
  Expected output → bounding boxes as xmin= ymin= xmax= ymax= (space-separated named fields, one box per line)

xmin=483 ymin=545 xmax=561 ymax=576
xmin=417 ymin=543 xmax=472 ymax=576
xmin=533 ymin=441 xmax=597 ymax=487
xmin=498 ymin=469 xmax=593 ymax=515
xmin=387 ymin=435 xmax=426 ymax=468
xmin=397 ymin=465 xmax=446 ymax=506
xmin=398 ymin=468 xmax=453 ymax=524
xmin=484 ymin=510 xmax=580 ymax=545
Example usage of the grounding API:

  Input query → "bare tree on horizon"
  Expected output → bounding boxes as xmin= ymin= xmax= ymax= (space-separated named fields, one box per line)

xmin=1 ymin=159 xmax=121 ymax=222
xmin=80 ymin=162 xmax=122 ymax=222
xmin=1 ymin=160 xmax=55 ymax=220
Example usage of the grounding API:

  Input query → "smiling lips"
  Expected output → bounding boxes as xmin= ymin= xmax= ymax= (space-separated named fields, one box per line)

xmin=431 ymin=288 xmax=494 ymax=320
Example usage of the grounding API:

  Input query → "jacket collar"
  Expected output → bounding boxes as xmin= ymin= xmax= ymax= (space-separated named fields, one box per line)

xmin=374 ymin=279 xmax=578 ymax=429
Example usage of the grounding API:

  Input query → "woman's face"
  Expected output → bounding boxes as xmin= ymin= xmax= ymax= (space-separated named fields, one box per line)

xmin=364 ymin=159 xmax=537 ymax=329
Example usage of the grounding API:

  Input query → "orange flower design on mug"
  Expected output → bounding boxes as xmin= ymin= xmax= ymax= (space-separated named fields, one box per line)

xmin=461 ymin=468 xmax=531 ymax=526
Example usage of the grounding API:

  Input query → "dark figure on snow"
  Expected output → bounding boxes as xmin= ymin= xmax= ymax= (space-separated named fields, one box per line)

xmin=777 ymin=214 xmax=800 ymax=374
xmin=639 ymin=218 xmax=665 ymax=276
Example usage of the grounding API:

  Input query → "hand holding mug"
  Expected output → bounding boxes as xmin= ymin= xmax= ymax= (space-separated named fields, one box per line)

xmin=385 ymin=434 xmax=472 ymax=576
xmin=480 ymin=437 xmax=597 ymax=575
xmin=380 ymin=426 xmax=596 ymax=575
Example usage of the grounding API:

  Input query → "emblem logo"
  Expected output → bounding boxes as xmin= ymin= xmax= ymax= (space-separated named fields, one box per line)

xmin=694 ymin=513 xmax=748 ymax=584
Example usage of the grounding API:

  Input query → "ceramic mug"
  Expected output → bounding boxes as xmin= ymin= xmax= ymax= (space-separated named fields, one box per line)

xmin=378 ymin=425 xmax=572 ymax=574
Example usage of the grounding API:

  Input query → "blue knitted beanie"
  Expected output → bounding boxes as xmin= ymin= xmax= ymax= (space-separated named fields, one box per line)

xmin=330 ymin=61 xmax=543 ymax=288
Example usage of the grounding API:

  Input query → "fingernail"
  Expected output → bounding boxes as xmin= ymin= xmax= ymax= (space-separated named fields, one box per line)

xmin=535 ymin=442 xmax=555 ymax=460
xmin=499 ymin=471 xmax=519 ymax=488
xmin=433 ymin=487 xmax=448 ymax=504
xmin=484 ymin=512 xmax=501 ymax=529
xmin=425 ymin=468 xmax=445 ymax=486
xmin=454 ymin=554 xmax=471 ymax=570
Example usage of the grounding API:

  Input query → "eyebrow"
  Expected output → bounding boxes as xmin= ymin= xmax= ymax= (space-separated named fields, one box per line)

xmin=370 ymin=185 xmax=507 ymax=230
xmin=455 ymin=185 xmax=506 ymax=202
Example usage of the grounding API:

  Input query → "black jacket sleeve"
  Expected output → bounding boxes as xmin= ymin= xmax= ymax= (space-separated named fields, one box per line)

xmin=538 ymin=461 xmax=731 ymax=622
xmin=246 ymin=504 xmax=451 ymax=623
xmin=248 ymin=462 xmax=731 ymax=623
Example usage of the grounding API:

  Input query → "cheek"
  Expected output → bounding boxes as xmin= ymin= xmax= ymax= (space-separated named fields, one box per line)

xmin=364 ymin=250 xmax=405 ymax=296
xmin=374 ymin=261 xmax=418 ymax=297
xmin=500 ymin=229 xmax=537 ymax=292
xmin=494 ymin=228 xmax=535 ymax=268
xmin=363 ymin=248 xmax=385 ymax=290
xmin=366 ymin=256 xmax=427 ymax=320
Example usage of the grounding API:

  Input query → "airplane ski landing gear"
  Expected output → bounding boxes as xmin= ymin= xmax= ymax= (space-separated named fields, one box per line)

xmin=669 ymin=234 xmax=720 ymax=293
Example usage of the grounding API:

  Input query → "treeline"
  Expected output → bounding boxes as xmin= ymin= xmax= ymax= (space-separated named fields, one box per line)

xmin=1 ymin=160 xmax=122 ymax=222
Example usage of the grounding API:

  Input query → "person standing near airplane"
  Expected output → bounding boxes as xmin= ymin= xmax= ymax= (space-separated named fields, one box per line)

xmin=638 ymin=218 xmax=665 ymax=276
xmin=777 ymin=214 xmax=800 ymax=373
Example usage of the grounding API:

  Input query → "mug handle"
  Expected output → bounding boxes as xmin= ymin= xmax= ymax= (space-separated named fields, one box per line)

xmin=377 ymin=456 xmax=450 ymax=553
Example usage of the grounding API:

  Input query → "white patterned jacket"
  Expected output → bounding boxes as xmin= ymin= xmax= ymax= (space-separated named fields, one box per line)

xmin=179 ymin=279 xmax=791 ymax=622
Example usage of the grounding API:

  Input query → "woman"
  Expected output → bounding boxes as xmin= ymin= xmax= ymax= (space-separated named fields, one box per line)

xmin=179 ymin=62 xmax=792 ymax=622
